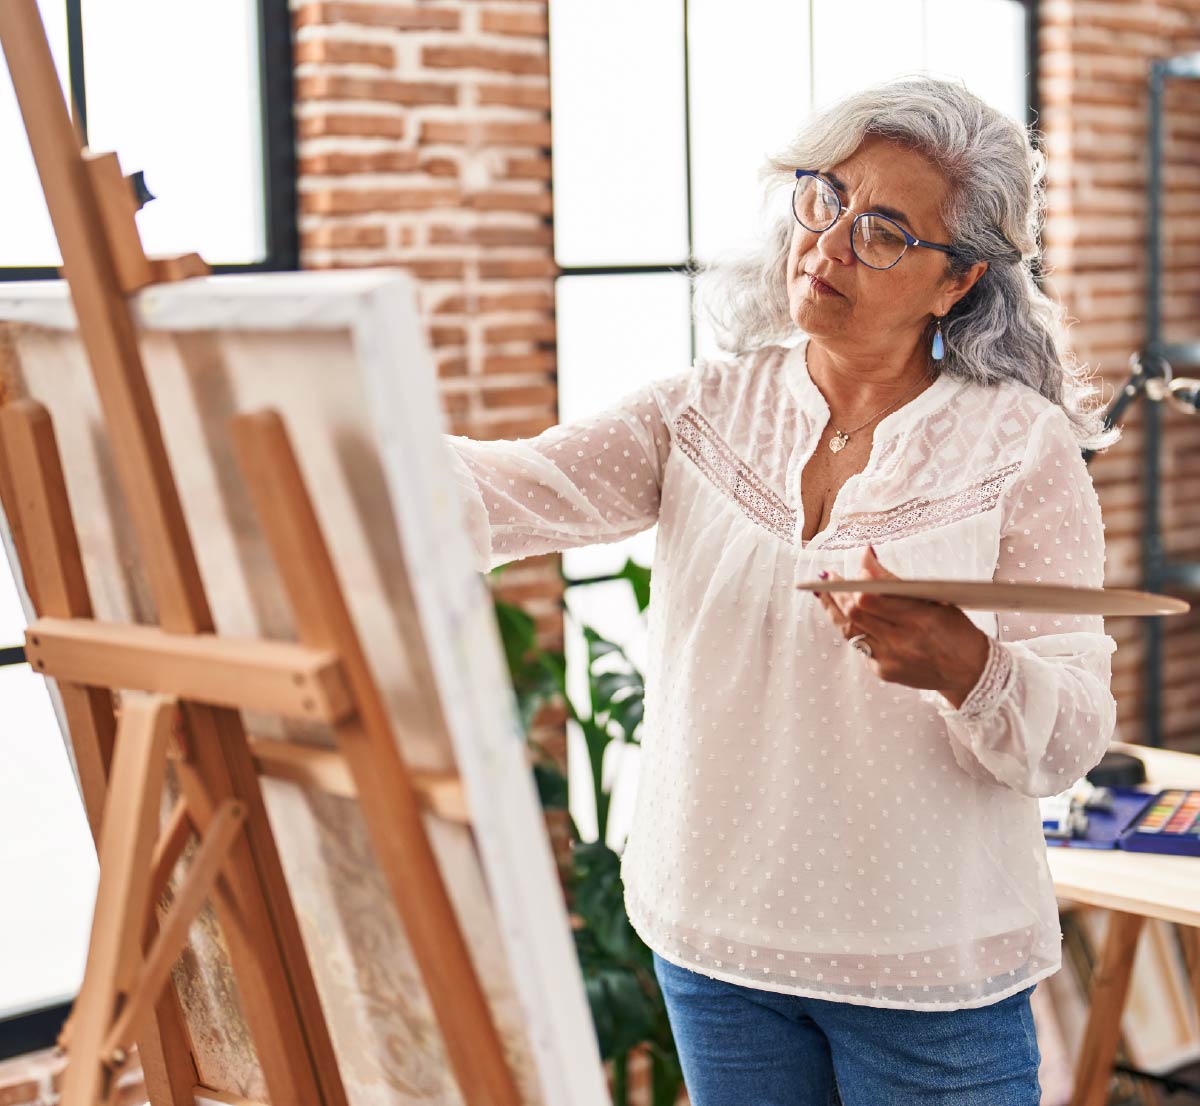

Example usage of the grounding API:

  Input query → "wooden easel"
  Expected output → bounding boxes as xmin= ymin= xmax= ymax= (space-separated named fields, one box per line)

xmin=0 ymin=3 xmax=525 ymax=1105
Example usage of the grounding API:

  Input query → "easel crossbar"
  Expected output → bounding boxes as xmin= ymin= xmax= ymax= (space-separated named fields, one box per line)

xmin=26 ymin=617 xmax=354 ymax=723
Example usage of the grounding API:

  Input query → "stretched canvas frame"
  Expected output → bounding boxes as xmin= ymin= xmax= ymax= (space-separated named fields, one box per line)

xmin=0 ymin=269 xmax=610 ymax=1106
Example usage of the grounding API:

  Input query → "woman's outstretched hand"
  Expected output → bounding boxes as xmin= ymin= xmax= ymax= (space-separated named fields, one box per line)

xmin=811 ymin=544 xmax=991 ymax=709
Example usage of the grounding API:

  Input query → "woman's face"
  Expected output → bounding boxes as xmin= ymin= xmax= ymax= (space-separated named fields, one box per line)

xmin=785 ymin=134 xmax=984 ymax=348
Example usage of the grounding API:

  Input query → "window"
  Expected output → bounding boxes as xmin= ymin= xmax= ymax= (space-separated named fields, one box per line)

xmin=0 ymin=0 xmax=298 ymax=1056
xmin=0 ymin=0 xmax=298 ymax=278
xmin=547 ymin=0 xmax=1038 ymax=848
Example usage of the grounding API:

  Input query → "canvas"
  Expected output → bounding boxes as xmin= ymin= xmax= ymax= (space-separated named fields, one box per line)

xmin=0 ymin=269 xmax=609 ymax=1106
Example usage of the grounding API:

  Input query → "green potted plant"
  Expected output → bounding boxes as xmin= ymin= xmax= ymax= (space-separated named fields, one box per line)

xmin=490 ymin=558 xmax=684 ymax=1106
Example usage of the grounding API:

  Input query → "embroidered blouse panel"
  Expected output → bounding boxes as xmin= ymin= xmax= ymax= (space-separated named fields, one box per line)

xmin=443 ymin=335 xmax=1117 ymax=1011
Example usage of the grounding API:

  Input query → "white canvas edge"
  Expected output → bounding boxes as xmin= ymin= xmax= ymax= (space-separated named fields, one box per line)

xmin=351 ymin=279 xmax=611 ymax=1106
xmin=0 ymin=270 xmax=611 ymax=1105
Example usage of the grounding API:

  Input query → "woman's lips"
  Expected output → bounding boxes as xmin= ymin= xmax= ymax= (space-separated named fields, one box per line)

xmin=806 ymin=272 xmax=841 ymax=297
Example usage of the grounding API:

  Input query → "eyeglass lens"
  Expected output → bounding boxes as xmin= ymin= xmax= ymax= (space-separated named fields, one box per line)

xmin=793 ymin=175 xmax=909 ymax=270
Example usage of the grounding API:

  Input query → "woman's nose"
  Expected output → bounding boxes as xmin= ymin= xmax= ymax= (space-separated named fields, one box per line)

xmin=817 ymin=211 xmax=855 ymax=265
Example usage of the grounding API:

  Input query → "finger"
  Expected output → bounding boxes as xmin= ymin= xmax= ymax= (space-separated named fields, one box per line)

xmin=838 ymin=606 xmax=893 ymax=641
xmin=812 ymin=580 xmax=849 ymax=629
xmin=821 ymin=571 xmax=854 ymax=617
xmin=813 ymin=587 xmax=846 ymax=627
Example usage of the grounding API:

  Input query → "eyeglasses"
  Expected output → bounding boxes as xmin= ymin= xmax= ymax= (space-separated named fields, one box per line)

xmin=792 ymin=170 xmax=960 ymax=270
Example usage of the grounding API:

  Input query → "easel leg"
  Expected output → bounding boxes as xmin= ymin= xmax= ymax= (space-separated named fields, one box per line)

xmin=60 ymin=695 xmax=177 ymax=1106
xmin=1177 ymin=924 xmax=1200 ymax=1028
xmin=231 ymin=410 xmax=524 ymax=1106
xmin=0 ymin=400 xmax=197 ymax=1105
xmin=1070 ymin=908 xmax=1145 ymax=1106
xmin=0 ymin=0 xmax=346 ymax=1098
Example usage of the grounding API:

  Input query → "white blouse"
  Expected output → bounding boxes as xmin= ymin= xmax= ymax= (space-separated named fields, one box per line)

xmin=443 ymin=334 xmax=1117 ymax=1011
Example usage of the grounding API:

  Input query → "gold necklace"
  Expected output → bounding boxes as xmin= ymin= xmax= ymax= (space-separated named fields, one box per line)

xmin=827 ymin=371 xmax=937 ymax=453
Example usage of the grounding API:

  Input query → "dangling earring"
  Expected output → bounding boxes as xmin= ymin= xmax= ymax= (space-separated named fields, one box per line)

xmin=931 ymin=315 xmax=945 ymax=361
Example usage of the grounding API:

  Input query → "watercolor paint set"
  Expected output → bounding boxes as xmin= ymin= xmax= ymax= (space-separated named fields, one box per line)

xmin=1043 ymin=787 xmax=1200 ymax=857
xmin=1120 ymin=789 xmax=1200 ymax=856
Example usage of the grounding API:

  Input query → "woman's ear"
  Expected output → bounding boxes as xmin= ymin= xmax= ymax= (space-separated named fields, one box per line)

xmin=940 ymin=260 xmax=988 ymax=315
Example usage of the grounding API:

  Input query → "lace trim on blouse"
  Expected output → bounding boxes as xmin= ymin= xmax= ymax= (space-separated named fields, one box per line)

xmin=674 ymin=405 xmax=1024 ymax=550
xmin=956 ymin=637 xmax=1015 ymax=720
xmin=819 ymin=461 xmax=1022 ymax=550
xmin=674 ymin=406 xmax=796 ymax=543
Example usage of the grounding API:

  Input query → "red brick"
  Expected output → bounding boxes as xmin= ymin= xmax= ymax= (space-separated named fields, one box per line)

xmin=422 ymin=119 xmax=552 ymax=146
xmin=471 ymin=224 xmax=554 ymax=247
xmin=430 ymin=226 xmax=556 ymax=249
xmin=427 ymin=225 xmax=470 ymax=245
xmin=421 ymin=45 xmax=548 ymax=77
xmin=477 ymin=83 xmax=552 ymax=110
xmin=296 ymin=74 xmax=458 ymax=106
xmin=297 ymin=113 xmax=406 ymax=139
xmin=479 ymin=257 xmax=559 ymax=279
xmin=483 ymin=351 xmax=557 ymax=374
xmin=299 ymin=149 xmax=420 ymax=175
xmin=293 ymin=38 xmax=395 ymax=68
xmin=503 ymin=155 xmax=552 ymax=180
xmin=300 ymin=223 xmax=388 ymax=249
xmin=491 ymin=575 xmax=565 ymax=604
xmin=480 ymin=383 xmax=559 ymax=408
xmin=300 ymin=187 xmax=463 ymax=214
xmin=433 ymin=290 xmax=555 ymax=314
xmin=484 ymin=320 xmax=557 ymax=343
xmin=295 ymin=2 xmax=460 ymax=30
xmin=466 ymin=189 xmax=553 ymax=215
xmin=438 ymin=356 xmax=470 ymax=378
xmin=430 ymin=324 xmax=467 ymax=347
xmin=402 ymin=257 xmax=468 ymax=280
xmin=420 ymin=156 xmax=460 ymax=178
xmin=479 ymin=7 xmax=549 ymax=36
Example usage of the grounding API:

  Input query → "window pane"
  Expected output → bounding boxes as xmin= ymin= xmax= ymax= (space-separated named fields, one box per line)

xmin=0 ymin=0 xmax=71 ymax=267
xmin=926 ymin=0 xmax=1028 ymax=123
xmin=812 ymin=0 xmax=924 ymax=111
xmin=82 ymin=0 xmax=266 ymax=264
xmin=688 ymin=0 xmax=812 ymax=263
xmin=556 ymin=270 xmax=692 ymax=580
xmin=0 ymin=556 xmax=96 ymax=1018
xmin=549 ymin=2 xmax=688 ymax=267
xmin=556 ymin=272 xmax=690 ymax=848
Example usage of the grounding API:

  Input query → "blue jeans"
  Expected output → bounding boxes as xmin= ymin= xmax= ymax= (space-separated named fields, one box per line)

xmin=652 ymin=951 xmax=1041 ymax=1106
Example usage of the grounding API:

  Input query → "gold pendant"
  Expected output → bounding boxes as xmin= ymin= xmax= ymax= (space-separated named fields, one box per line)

xmin=829 ymin=431 xmax=848 ymax=453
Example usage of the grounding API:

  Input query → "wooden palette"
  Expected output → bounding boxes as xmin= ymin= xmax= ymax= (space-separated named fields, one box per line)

xmin=796 ymin=578 xmax=1189 ymax=616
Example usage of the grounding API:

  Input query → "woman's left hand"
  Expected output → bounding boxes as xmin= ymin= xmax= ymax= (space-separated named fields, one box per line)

xmin=812 ymin=544 xmax=991 ymax=707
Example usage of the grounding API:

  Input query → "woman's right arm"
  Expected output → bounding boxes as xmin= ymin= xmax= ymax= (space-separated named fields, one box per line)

xmin=444 ymin=375 xmax=685 ymax=574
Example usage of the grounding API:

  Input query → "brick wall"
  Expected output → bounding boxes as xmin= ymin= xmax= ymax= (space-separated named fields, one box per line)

xmin=1039 ymin=0 xmax=1200 ymax=750
xmin=291 ymin=0 xmax=571 ymax=843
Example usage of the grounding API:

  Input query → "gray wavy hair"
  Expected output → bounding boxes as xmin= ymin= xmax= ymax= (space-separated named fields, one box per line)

xmin=692 ymin=74 xmax=1119 ymax=452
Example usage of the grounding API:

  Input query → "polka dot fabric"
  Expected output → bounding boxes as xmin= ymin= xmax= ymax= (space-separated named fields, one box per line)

xmin=444 ymin=335 xmax=1117 ymax=1011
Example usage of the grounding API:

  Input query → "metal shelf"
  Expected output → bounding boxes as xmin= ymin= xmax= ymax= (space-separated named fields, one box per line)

xmin=1137 ymin=52 xmax=1200 ymax=746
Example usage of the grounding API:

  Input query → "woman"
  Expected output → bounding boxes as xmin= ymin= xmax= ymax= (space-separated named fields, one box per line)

xmin=445 ymin=75 xmax=1119 ymax=1105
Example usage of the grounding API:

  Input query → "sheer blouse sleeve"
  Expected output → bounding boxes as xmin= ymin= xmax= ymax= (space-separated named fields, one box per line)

xmin=919 ymin=404 xmax=1119 ymax=798
xmin=443 ymin=374 xmax=687 ymax=574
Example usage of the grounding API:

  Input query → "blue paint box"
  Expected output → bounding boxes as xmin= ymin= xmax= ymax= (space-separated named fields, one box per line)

xmin=1044 ymin=787 xmax=1200 ymax=857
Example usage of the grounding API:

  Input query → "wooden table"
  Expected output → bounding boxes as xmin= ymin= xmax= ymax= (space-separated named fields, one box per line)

xmin=1045 ymin=740 xmax=1200 ymax=1106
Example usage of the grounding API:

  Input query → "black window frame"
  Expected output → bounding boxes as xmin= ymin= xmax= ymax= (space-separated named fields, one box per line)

xmin=0 ymin=0 xmax=298 ymax=282
xmin=0 ymin=0 xmax=298 ymax=1062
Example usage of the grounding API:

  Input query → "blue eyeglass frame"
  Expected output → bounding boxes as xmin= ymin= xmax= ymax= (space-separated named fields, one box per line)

xmin=792 ymin=169 xmax=960 ymax=269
